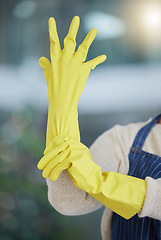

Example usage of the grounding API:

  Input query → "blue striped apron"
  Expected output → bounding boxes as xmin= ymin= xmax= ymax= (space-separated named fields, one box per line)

xmin=111 ymin=114 xmax=161 ymax=240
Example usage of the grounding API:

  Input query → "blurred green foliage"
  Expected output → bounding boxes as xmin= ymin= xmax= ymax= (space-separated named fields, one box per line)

xmin=0 ymin=108 xmax=103 ymax=240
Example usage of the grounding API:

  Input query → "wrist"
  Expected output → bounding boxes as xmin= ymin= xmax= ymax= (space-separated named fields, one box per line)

xmin=46 ymin=108 xmax=80 ymax=148
xmin=48 ymin=102 xmax=77 ymax=117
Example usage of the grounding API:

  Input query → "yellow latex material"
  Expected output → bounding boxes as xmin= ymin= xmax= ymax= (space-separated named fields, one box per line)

xmin=38 ymin=16 xmax=106 ymax=150
xmin=38 ymin=136 xmax=146 ymax=219
xmin=38 ymin=16 xmax=146 ymax=219
xmin=89 ymin=172 xmax=146 ymax=219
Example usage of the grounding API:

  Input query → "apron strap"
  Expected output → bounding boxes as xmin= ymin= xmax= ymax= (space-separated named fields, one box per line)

xmin=132 ymin=114 xmax=161 ymax=149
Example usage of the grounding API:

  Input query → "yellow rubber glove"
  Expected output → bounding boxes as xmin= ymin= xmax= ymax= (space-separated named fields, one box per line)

xmin=38 ymin=136 xmax=146 ymax=219
xmin=38 ymin=16 xmax=106 ymax=152
xmin=38 ymin=16 xmax=146 ymax=220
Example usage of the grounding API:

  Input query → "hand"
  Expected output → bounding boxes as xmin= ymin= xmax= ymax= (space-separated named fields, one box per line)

xmin=39 ymin=16 xmax=107 ymax=146
xmin=37 ymin=136 xmax=146 ymax=220
xmin=37 ymin=135 xmax=102 ymax=193
xmin=38 ymin=17 xmax=146 ymax=220
xmin=39 ymin=16 xmax=106 ymax=114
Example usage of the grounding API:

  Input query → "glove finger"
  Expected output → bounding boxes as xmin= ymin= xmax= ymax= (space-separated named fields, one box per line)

xmin=49 ymin=159 xmax=71 ymax=181
xmin=39 ymin=57 xmax=51 ymax=81
xmin=63 ymin=16 xmax=80 ymax=54
xmin=37 ymin=141 xmax=69 ymax=170
xmin=48 ymin=17 xmax=61 ymax=58
xmin=42 ymin=149 xmax=71 ymax=178
xmin=85 ymin=55 xmax=107 ymax=70
xmin=76 ymin=28 xmax=97 ymax=62
xmin=49 ymin=142 xmax=90 ymax=181
xmin=44 ymin=135 xmax=71 ymax=154
xmin=39 ymin=57 xmax=51 ymax=69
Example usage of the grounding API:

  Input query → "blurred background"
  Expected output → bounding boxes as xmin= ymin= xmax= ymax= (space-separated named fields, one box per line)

xmin=0 ymin=0 xmax=161 ymax=239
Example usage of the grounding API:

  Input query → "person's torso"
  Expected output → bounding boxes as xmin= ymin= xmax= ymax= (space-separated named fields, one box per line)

xmin=111 ymin=114 xmax=161 ymax=240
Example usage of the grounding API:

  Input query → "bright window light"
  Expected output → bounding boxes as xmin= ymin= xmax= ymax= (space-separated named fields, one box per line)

xmin=13 ymin=1 xmax=37 ymax=19
xmin=141 ymin=5 xmax=161 ymax=29
xmin=84 ymin=11 xmax=127 ymax=40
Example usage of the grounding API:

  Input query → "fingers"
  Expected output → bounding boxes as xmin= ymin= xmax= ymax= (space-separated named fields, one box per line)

xmin=76 ymin=28 xmax=97 ymax=62
xmin=48 ymin=17 xmax=61 ymax=58
xmin=39 ymin=57 xmax=50 ymax=69
xmin=42 ymin=149 xmax=71 ymax=179
xmin=63 ymin=16 xmax=80 ymax=54
xmin=49 ymin=158 xmax=71 ymax=181
xmin=85 ymin=55 xmax=107 ymax=70
xmin=37 ymin=141 xmax=69 ymax=170
xmin=39 ymin=57 xmax=51 ymax=81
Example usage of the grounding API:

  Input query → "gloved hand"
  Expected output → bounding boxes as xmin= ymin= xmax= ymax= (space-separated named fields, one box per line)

xmin=37 ymin=136 xmax=146 ymax=219
xmin=37 ymin=16 xmax=146 ymax=220
xmin=38 ymin=16 xmax=106 ymax=150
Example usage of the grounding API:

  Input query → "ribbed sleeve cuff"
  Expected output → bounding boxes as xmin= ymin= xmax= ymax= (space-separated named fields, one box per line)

xmin=138 ymin=177 xmax=156 ymax=218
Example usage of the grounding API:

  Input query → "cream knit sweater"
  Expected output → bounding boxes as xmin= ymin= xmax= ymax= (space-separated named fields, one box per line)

xmin=46 ymin=119 xmax=161 ymax=240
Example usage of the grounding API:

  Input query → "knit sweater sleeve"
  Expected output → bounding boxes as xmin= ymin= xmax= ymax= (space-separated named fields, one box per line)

xmin=137 ymin=124 xmax=161 ymax=220
xmin=138 ymin=177 xmax=161 ymax=220
xmin=46 ymin=120 xmax=161 ymax=223
xmin=46 ymin=125 xmax=130 ymax=216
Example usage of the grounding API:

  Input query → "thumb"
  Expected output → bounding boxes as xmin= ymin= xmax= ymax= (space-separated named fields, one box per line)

xmin=39 ymin=56 xmax=51 ymax=70
xmin=39 ymin=57 xmax=51 ymax=81
xmin=86 ymin=55 xmax=107 ymax=70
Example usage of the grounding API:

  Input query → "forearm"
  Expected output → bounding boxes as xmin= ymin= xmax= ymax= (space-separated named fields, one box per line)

xmin=89 ymin=172 xmax=146 ymax=219
xmin=45 ymin=107 xmax=80 ymax=150
xmin=138 ymin=176 xmax=161 ymax=220
xmin=46 ymin=170 xmax=103 ymax=216
xmin=68 ymin=161 xmax=146 ymax=220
